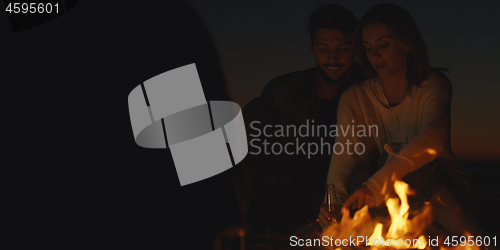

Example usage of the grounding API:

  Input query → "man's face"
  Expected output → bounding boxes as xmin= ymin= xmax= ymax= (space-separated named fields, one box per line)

xmin=310 ymin=29 xmax=355 ymax=84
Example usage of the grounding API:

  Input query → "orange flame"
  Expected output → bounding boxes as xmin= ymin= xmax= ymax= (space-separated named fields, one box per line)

xmin=323 ymin=180 xmax=432 ymax=249
xmin=322 ymin=205 xmax=375 ymax=243
xmin=385 ymin=181 xmax=431 ymax=249
xmin=367 ymin=223 xmax=383 ymax=246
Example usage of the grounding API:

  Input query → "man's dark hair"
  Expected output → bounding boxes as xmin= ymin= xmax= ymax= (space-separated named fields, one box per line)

xmin=307 ymin=4 xmax=358 ymax=41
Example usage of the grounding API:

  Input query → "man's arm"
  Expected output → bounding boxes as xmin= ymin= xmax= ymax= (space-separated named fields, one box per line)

xmin=232 ymin=80 xmax=282 ymax=229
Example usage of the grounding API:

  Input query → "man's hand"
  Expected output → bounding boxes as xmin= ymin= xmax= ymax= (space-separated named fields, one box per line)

xmin=344 ymin=184 xmax=376 ymax=210
xmin=318 ymin=203 xmax=341 ymax=230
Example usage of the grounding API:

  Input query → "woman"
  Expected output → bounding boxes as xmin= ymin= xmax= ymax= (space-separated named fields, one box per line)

xmin=318 ymin=4 xmax=481 ymax=236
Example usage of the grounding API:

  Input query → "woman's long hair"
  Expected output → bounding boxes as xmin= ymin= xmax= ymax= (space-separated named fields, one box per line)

xmin=354 ymin=4 xmax=438 ymax=87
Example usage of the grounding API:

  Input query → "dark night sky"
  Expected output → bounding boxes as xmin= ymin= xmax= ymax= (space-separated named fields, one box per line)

xmin=188 ymin=0 xmax=500 ymax=162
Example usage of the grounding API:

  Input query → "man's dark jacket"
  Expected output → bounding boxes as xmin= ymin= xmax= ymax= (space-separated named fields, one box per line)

xmin=238 ymin=63 xmax=366 ymax=234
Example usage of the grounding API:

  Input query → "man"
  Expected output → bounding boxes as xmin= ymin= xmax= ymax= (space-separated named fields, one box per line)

xmin=237 ymin=4 xmax=366 ymax=235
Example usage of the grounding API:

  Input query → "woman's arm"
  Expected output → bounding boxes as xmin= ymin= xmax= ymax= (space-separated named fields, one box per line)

xmin=326 ymin=86 xmax=379 ymax=205
xmin=364 ymin=71 xmax=453 ymax=205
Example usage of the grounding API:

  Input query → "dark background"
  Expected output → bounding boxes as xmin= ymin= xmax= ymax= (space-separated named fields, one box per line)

xmin=4 ymin=0 xmax=239 ymax=248
xmin=4 ymin=0 xmax=499 ymax=248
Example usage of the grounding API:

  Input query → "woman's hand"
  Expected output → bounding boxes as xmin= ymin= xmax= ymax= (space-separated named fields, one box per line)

xmin=344 ymin=184 xmax=376 ymax=210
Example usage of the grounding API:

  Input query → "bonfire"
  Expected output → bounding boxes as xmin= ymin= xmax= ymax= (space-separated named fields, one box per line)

xmin=322 ymin=180 xmax=480 ymax=250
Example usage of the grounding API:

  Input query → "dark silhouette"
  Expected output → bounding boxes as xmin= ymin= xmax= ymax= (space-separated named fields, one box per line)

xmin=4 ymin=1 xmax=238 ymax=249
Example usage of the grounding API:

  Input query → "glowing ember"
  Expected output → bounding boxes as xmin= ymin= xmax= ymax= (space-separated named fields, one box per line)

xmin=426 ymin=148 xmax=437 ymax=155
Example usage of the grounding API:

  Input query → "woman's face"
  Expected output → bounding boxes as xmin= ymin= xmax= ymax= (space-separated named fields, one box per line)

xmin=362 ymin=23 xmax=407 ymax=79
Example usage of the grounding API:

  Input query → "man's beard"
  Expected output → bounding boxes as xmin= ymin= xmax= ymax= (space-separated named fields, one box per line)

xmin=319 ymin=64 xmax=350 ymax=85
